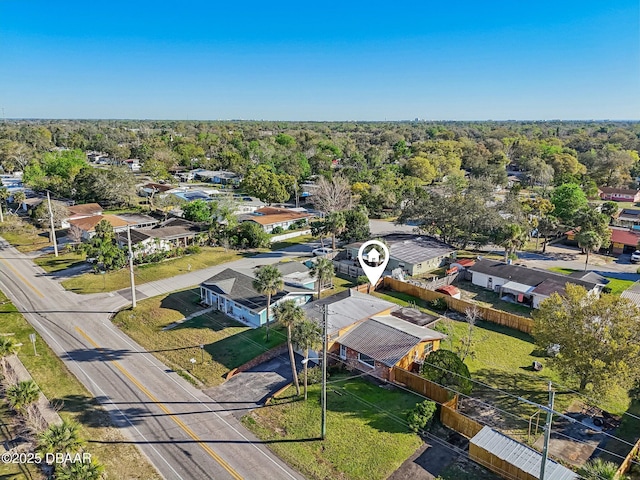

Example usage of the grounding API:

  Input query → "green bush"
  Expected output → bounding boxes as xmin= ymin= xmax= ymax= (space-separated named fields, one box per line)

xmin=429 ymin=298 xmax=448 ymax=311
xmin=407 ymin=400 xmax=437 ymax=433
xmin=357 ymin=275 xmax=369 ymax=285
xmin=271 ymin=226 xmax=285 ymax=234
xmin=305 ymin=365 xmax=325 ymax=385
xmin=185 ymin=245 xmax=201 ymax=254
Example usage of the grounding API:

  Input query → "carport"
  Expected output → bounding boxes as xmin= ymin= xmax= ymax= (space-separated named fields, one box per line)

xmin=500 ymin=281 xmax=534 ymax=307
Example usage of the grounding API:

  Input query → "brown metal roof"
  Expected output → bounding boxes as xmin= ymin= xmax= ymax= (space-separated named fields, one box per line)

xmin=67 ymin=203 xmax=103 ymax=216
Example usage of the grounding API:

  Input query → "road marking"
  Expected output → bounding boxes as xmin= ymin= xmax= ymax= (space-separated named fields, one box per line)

xmin=0 ymin=258 xmax=45 ymax=298
xmin=75 ymin=327 xmax=243 ymax=480
xmin=101 ymin=320 xmax=300 ymax=479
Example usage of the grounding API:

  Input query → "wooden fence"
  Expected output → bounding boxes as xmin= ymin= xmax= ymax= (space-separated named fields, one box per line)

xmin=383 ymin=277 xmax=535 ymax=334
xmin=617 ymin=437 xmax=640 ymax=477
xmin=392 ymin=366 xmax=453 ymax=405
xmin=441 ymin=403 xmax=484 ymax=439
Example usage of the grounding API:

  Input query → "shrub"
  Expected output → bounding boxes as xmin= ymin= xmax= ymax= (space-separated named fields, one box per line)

xmin=305 ymin=365 xmax=324 ymax=385
xmin=407 ymin=400 xmax=437 ymax=433
xmin=429 ymin=298 xmax=448 ymax=311
xmin=357 ymin=275 xmax=369 ymax=285
xmin=578 ymin=458 xmax=627 ymax=480
xmin=185 ymin=245 xmax=201 ymax=255
xmin=271 ymin=226 xmax=285 ymax=234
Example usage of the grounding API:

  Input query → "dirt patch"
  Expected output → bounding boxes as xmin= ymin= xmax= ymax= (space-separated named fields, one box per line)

xmin=388 ymin=439 xmax=458 ymax=480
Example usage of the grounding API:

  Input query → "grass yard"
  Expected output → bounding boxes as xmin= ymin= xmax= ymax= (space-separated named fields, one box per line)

xmin=61 ymin=247 xmax=244 ymax=294
xmin=322 ymin=274 xmax=355 ymax=297
xmin=243 ymin=374 xmax=423 ymax=480
xmin=34 ymin=250 xmax=86 ymax=273
xmin=0 ymin=291 xmax=160 ymax=480
xmin=269 ymin=234 xmax=314 ymax=251
xmin=372 ymin=290 xmax=441 ymax=317
xmin=0 ymin=217 xmax=51 ymax=253
xmin=435 ymin=317 xmax=631 ymax=441
xmin=547 ymin=267 xmax=636 ymax=296
xmin=112 ymin=288 xmax=286 ymax=386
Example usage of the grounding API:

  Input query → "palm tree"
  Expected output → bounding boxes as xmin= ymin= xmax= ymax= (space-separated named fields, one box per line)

xmin=324 ymin=211 xmax=346 ymax=250
xmin=310 ymin=257 xmax=335 ymax=300
xmin=496 ymin=223 xmax=527 ymax=262
xmin=6 ymin=380 xmax=40 ymax=411
xmin=292 ymin=319 xmax=322 ymax=400
xmin=252 ymin=265 xmax=283 ymax=342
xmin=0 ymin=336 xmax=19 ymax=373
xmin=38 ymin=420 xmax=83 ymax=456
xmin=56 ymin=459 xmax=105 ymax=480
xmin=12 ymin=190 xmax=26 ymax=209
xmin=577 ymin=230 xmax=603 ymax=271
xmin=0 ymin=186 xmax=9 ymax=222
xmin=273 ymin=300 xmax=304 ymax=395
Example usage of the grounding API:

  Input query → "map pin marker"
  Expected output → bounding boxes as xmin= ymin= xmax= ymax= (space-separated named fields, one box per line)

xmin=358 ymin=240 xmax=390 ymax=287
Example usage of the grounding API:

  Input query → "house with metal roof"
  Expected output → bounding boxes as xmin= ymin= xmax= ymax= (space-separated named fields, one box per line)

xmin=335 ymin=314 xmax=445 ymax=381
xmin=345 ymin=234 xmax=456 ymax=277
xmin=470 ymin=426 xmax=577 ymax=480
xmin=468 ymin=259 xmax=604 ymax=309
xmin=68 ymin=214 xmax=133 ymax=241
xmin=240 ymin=207 xmax=313 ymax=233
xmin=199 ymin=268 xmax=313 ymax=328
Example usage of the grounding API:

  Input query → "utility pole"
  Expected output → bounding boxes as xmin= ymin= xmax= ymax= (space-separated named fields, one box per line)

xmin=127 ymin=225 xmax=137 ymax=308
xmin=46 ymin=191 xmax=58 ymax=257
xmin=539 ymin=382 xmax=555 ymax=480
xmin=321 ymin=304 xmax=328 ymax=440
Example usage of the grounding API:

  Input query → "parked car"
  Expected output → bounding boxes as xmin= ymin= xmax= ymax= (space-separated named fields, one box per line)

xmin=312 ymin=247 xmax=333 ymax=257
xmin=631 ymin=251 xmax=640 ymax=263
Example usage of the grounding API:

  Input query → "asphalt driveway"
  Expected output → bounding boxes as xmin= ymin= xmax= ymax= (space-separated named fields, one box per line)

xmin=204 ymin=353 xmax=303 ymax=420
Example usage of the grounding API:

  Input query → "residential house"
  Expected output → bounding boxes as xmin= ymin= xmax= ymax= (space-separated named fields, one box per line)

xmin=226 ymin=196 xmax=265 ymax=214
xmin=144 ymin=218 xmax=203 ymax=247
xmin=115 ymin=213 xmax=158 ymax=229
xmin=613 ymin=208 xmax=640 ymax=230
xmin=599 ymin=186 xmax=640 ymax=203
xmin=302 ymin=290 xmax=444 ymax=380
xmin=240 ymin=207 xmax=313 ymax=233
xmin=139 ymin=183 xmax=174 ymax=197
xmin=345 ymin=234 xmax=456 ymax=277
xmin=274 ymin=262 xmax=317 ymax=290
xmin=199 ymin=268 xmax=313 ymax=327
xmin=209 ymin=170 xmax=241 ymax=186
xmin=68 ymin=214 xmax=132 ymax=241
xmin=123 ymin=159 xmax=141 ymax=172
xmin=567 ymin=226 xmax=640 ymax=255
xmin=61 ymin=203 xmax=103 ymax=228
xmin=115 ymin=229 xmax=171 ymax=257
xmin=334 ymin=314 xmax=445 ymax=381
xmin=467 ymin=259 xmax=604 ymax=308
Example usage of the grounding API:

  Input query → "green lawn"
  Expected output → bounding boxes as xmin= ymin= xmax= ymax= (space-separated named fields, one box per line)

xmin=61 ymin=247 xmax=244 ymax=294
xmin=0 ymin=217 xmax=52 ymax=253
xmin=34 ymin=250 xmax=86 ymax=273
xmin=435 ymin=317 xmax=631 ymax=440
xmin=243 ymin=374 xmax=423 ymax=480
xmin=112 ymin=288 xmax=286 ymax=386
xmin=372 ymin=290 xmax=441 ymax=317
xmin=547 ymin=267 xmax=636 ymax=296
xmin=269 ymin=234 xmax=314 ymax=251
xmin=0 ymin=291 xmax=160 ymax=480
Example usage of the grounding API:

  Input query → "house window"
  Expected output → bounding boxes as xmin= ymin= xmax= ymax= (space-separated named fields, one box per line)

xmin=424 ymin=343 xmax=433 ymax=355
xmin=358 ymin=353 xmax=375 ymax=368
xmin=339 ymin=344 xmax=347 ymax=360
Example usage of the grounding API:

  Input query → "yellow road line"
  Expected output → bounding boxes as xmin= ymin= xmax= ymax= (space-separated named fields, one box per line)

xmin=0 ymin=258 xmax=45 ymax=298
xmin=75 ymin=327 xmax=243 ymax=480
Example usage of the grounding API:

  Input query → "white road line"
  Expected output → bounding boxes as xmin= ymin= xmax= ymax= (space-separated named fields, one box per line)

xmin=23 ymin=312 xmax=185 ymax=480
xmin=101 ymin=320 xmax=300 ymax=480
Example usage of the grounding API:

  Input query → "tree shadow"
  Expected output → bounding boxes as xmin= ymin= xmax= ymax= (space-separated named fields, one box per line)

xmin=159 ymin=288 xmax=203 ymax=317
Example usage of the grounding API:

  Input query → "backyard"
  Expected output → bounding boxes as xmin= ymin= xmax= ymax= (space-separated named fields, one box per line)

xmin=0 ymin=216 xmax=52 ymax=253
xmin=547 ymin=267 xmax=636 ymax=295
xmin=243 ymin=373 xmax=424 ymax=480
xmin=0 ymin=291 xmax=160 ymax=480
xmin=111 ymin=288 xmax=286 ymax=386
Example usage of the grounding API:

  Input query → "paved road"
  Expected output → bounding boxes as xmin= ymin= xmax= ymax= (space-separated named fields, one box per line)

xmin=0 ymin=237 xmax=305 ymax=480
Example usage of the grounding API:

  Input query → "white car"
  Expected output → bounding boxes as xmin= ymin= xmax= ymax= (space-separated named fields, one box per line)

xmin=631 ymin=251 xmax=640 ymax=263
xmin=312 ymin=247 xmax=333 ymax=257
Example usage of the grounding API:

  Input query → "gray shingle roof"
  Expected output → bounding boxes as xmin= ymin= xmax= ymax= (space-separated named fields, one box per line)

xmin=347 ymin=234 xmax=455 ymax=265
xmin=470 ymin=426 xmax=577 ymax=480
xmin=468 ymin=259 xmax=600 ymax=292
xmin=201 ymin=268 xmax=309 ymax=312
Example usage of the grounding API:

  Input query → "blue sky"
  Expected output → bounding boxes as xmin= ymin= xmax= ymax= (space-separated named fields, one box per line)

xmin=1 ymin=1 xmax=638 ymax=120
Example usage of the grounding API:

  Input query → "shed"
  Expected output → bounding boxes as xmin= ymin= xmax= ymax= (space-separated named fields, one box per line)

xmin=435 ymin=285 xmax=461 ymax=299
xmin=469 ymin=426 xmax=577 ymax=480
